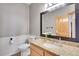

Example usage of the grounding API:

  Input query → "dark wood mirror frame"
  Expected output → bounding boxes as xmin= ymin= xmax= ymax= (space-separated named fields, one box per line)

xmin=40 ymin=3 xmax=79 ymax=43
xmin=40 ymin=10 xmax=60 ymax=39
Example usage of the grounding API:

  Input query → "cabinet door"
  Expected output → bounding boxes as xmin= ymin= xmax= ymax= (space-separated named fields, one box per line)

xmin=30 ymin=49 xmax=40 ymax=56
xmin=30 ymin=43 xmax=44 ymax=56
xmin=56 ymin=16 xmax=69 ymax=37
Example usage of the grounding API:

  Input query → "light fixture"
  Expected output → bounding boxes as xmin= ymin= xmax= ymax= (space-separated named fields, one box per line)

xmin=45 ymin=3 xmax=48 ymax=9
xmin=45 ymin=3 xmax=57 ymax=9
xmin=44 ymin=3 xmax=66 ymax=11
xmin=48 ymin=3 xmax=53 ymax=7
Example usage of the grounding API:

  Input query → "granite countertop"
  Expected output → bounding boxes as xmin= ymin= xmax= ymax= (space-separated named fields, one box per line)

xmin=30 ymin=38 xmax=79 ymax=56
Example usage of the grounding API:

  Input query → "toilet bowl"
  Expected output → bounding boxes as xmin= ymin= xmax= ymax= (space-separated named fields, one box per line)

xmin=18 ymin=43 xmax=30 ymax=52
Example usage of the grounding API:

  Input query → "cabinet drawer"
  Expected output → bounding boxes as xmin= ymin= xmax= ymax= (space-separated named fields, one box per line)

xmin=45 ymin=51 xmax=58 ymax=56
xmin=31 ymin=44 xmax=44 ymax=56
xmin=31 ymin=49 xmax=40 ymax=56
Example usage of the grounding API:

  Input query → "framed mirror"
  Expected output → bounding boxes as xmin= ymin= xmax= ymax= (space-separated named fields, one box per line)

xmin=40 ymin=3 xmax=76 ymax=40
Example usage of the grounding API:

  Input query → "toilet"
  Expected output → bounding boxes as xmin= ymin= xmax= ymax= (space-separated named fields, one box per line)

xmin=18 ymin=43 xmax=30 ymax=56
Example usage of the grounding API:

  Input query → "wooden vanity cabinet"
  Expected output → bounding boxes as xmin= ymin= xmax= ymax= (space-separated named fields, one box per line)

xmin=30 ymin=43 xmax=58 ymax=56
xmin=30 ymin=49 xmax=41 ymax=56
xmin=30 ymin=43 xmax=44 ymax=56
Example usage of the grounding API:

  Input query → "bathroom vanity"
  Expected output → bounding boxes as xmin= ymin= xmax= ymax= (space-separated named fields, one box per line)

xmin=30 ymin=40 xmax=59 ymax=56
xmin=30 ymin=38 xmax=79 ymax=56
xmin=30 ymin=3 xmax=79 ymax=56
xmin=30 ymin=42 xmax=58 ymax=56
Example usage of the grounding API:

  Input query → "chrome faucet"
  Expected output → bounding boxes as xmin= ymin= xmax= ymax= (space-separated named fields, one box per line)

xmin=58 ymin=37 xmax=62 ymax=43
xmin=58 ymin=37 xmax=64 ymax=47
xmin=59 ymin=37 xmax=61 ymax=40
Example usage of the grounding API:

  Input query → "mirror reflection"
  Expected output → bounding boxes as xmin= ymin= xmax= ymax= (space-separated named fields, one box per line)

xmin=41 ymin=4 xmax=75 ymax=38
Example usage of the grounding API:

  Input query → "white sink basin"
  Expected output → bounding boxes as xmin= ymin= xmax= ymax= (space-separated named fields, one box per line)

xmin=43 ymin=43 xmax=59 ymax=49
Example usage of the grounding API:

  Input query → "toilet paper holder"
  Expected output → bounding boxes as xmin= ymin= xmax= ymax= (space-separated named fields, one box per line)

xmin=9 ymin=38 xmax=14 ymax=44
xmin=10 ymin=38 xmax=13 ymax=40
